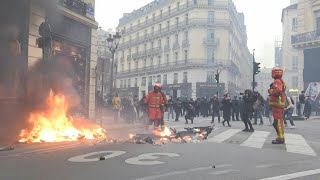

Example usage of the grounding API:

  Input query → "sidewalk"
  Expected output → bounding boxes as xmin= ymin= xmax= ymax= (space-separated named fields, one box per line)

xmin=309 ymin=116 xmax=320 ymax=120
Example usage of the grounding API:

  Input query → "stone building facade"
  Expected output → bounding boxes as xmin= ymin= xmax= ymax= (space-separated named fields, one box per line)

xmin=115 ymin=0 xmax=252 ymax=99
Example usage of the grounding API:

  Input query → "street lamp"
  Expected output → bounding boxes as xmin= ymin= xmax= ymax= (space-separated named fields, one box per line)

xmin=107 ymin=32 xmax=121 ymax=95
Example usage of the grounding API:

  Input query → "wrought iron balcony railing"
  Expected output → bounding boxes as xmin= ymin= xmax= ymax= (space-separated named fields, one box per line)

xmin=115 ymin=59 xmax=238 ymax=78
xmin=58 ymin=0 xmax=87 ymax=16
xmin=118 ymin=18 xmax=229 ymax=50
xmin=119 ymin=0 xmax=230 ymax=31
xmin=291 ymin=30 xmax=320 ymax=45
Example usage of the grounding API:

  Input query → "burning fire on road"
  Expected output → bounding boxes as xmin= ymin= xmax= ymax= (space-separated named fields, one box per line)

xmin=19 ymin=91 xmax=107 ymax=143
xmin=128 ymin=126 xmax=215 ymax=145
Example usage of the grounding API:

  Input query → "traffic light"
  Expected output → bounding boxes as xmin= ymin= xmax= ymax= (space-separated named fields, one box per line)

xmin=215 ymin=73 xmax=220 ymax=84
xmin=253 ymin=62 xmax=261 ymax=75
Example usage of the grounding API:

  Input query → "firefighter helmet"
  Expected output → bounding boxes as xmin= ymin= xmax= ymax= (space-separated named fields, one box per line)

xmin=153 ymin=83 xmax=162 ymax=91
xmin=154 ymin=83 xmax=162 ymax=89
xmin=272 ymin=67 xmax=283 ymax=79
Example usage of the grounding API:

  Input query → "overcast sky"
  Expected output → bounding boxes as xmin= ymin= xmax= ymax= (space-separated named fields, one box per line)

xmin=95 ymin=0 xmax=291 ymax=68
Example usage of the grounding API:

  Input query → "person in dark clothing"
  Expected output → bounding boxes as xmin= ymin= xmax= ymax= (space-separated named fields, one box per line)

xmin=199 ymin=98 xmax=205 ymax=117
xmin=203 ymin=98 xmax=210 ymax=117
xmin=239 ymin=97 xmax=244 ymax=120
xmin=299 ymin=91 xmax=306 ymax=117
xmin=253 ymin=93 xmax=265 ymax=125
xmin=194 ymin=98 xmax=201 ymax=117
xmin=174 ymin=98 xmax=182 ymax=121
xmin=202 ymin=97 xmax=209 ymax=117
xmin=265 ymin=97 xmax=270 ymax=118
xmin=241 ymin=89 xmax=257 ymax=132
xmin=167 ymin=97 xmax=174 ymax=121
xmin=209 ymin=97 xmax=213 ymax=115
xmin=185 ymin=104 xmax=195 ymax=124
xmin=189 ymin=98 xmax=195 ymax=107
xmin=221 ymin=93 xmax=232 ymax=127
xmin=305 ymin=97 xmax=312 ymax=119
xmin=139 ymin=94 xmax=149 ymax=129
xmin=182 ymin=99 xmax=188 ymax=116
xmin=211 ymin=95 xmax=221 ymax=123
xmin=231 ymin=96 xmax=240 ymax=121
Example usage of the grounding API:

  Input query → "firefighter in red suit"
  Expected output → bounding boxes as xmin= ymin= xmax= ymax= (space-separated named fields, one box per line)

xmin=159 ymin=86 xmax=168 ymax=130
xmin=144 ymin=84 xmax=165 ymax=130
xmin=268 ymin=67 xmax=286 ymax=144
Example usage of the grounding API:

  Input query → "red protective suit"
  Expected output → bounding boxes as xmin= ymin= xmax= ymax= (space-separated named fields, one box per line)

xmin=144 ymin=91 xmax=164 ymax=128
xmin=160 ymin=91 xmax=168 ymax=127
xmin=268 ymin=78 xmax=286 ymax=142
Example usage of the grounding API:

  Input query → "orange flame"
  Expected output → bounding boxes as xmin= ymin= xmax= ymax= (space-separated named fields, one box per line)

xmin=154 ymin=127 xmax=173 ymax=137
xmin=19 ymin=91 xmax=107 ymax=143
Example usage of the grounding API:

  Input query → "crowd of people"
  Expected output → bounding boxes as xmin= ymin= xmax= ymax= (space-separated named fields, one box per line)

xmin=95 ymin=67 xmax=319 ymax=145
xmin=95 ymin=89 xmax=316 ymax=131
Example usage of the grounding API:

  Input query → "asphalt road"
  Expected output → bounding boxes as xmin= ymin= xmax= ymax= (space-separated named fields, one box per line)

xmin=1 ymin=117 xmax=320 ymax=180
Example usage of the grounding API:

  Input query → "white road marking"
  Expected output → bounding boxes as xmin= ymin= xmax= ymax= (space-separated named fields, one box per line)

xmin=259 ymin=168 xmax=320 ymax=180
xmin=134 ymin=164 xmax=232 ymax=180
xmin=240 ymin=131 xmax=270 ymax=149
xmin=125 ymin=153 xmax=180 ymax=165
xmin=285 ymin=133 xmax=317 ymax=156
xmin=208 ymin=129 xmax=241 ymax=143
xmin=209 ymin=169 xmax=240 ymax=176
xmin=68 ymin=151 xmax=126 ymax=162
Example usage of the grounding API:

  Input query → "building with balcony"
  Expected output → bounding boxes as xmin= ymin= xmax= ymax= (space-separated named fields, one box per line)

xmin=255 ymin=68 xmax=273 ymax=99
xmin=115 ymin=0 xmax=252 ymax=99
xmin=281 ymin=3 xmax=304 ymax=91
xmin=291 ymin=0 xmax=320 ymax=89
xmin=0 ymin=0 xmax=98 ymax=120
xmin=275 ymin=38 xmax=283 ymax=67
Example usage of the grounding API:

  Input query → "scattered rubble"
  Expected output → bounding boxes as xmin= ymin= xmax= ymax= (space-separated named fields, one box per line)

xmin=129 ymin=126 xmax=215 ymax=145
xmin=0 ymin=146 xmax=14 ymax=151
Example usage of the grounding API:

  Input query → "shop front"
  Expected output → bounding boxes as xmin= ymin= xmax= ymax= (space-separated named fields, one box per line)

xmin=48 ymin=15 xmax=92 ymax=117
xmin=196 ymin=83 xmax=225 ymax=98
xmin=149 ymin=83 xmax=192 ymax=99
xmin=115 ymin=87 xmax=139 ymax=98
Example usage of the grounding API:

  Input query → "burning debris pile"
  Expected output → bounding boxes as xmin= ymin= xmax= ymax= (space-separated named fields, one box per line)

xmin=129 ymin=126 xmax=215 ymax=145
xmin=19 ymin=91 xmax=107 ymax=143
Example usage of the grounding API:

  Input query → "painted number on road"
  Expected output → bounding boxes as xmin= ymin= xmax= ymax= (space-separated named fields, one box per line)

xmin=125 ymin=153 xmax=180 ymax=166
xmin=68 ymin=151 xmax=126 ymax=162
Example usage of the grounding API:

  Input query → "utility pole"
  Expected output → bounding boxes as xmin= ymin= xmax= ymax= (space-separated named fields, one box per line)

xmin=100 ymin=58 xmax=105 ymax=98
xmin=252 ymin=49 xmax=255 ymax=92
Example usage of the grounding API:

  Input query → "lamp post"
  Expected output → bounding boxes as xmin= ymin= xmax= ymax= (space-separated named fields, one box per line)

xmin=107 ymin=32 xmax=121 ymax=95
xmin=252 ymin=49 xmax=256 ymax=92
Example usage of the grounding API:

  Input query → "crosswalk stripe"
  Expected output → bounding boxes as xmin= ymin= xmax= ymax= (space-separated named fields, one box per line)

xmin=240 ymin=131 xmax=270 ymax=149
xmin=208 ymin=129 xmax=241 ymax=143
xmin=285 ymin=133 xmax=317 ymax=156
